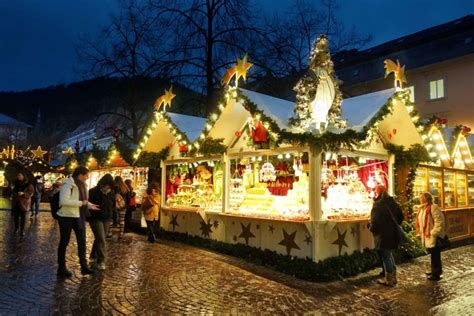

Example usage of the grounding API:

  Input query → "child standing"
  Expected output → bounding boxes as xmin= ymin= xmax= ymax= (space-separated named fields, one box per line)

xmin=141 ymin=182 xmax=161 ymax=243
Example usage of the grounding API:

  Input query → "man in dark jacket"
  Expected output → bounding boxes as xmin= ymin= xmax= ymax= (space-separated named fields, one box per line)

xmin=369 ymin=185 xmax=404 ymax=287
xmin=88 ymin=174 xmax=115 ymax=271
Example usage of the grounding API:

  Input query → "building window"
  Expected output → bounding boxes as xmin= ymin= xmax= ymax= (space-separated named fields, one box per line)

xmin=406 ymin=86 xmax=415 ymax=103
xmin=429 ymin=79 xmax=444 ymax=100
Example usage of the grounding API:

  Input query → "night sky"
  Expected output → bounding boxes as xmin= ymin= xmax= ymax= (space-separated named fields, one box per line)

xmin=0 ymin=0 xmax=473 ymax=92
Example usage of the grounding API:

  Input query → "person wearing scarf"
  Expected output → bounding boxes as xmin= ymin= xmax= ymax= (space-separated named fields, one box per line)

xmin=57 ymin=166 xmax=97 ymax=277
xmin=416 ymin=192 xmax=446 ymax=281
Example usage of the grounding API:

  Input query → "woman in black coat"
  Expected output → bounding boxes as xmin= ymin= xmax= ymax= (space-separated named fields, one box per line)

xmin=369 ymin=185 xmax=404 ymax=287
xmin=88 ymin=174 xmax=115 ymax=270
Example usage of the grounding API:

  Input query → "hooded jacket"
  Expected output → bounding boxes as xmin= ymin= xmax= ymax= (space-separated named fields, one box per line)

xmin=57 ymin=177 xmax=82 ymax=218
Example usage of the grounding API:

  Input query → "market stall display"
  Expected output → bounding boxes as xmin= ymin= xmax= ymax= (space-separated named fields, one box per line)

xmin=133 ymin=36 xmax=426 ymax=260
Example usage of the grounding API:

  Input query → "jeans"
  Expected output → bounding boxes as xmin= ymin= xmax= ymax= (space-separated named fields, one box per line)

xmin=14 ymin=210 xmax=26 ymax=233
xmin=146 ymin=220 xmax=156 ymax=241
xmin=428 ymin=246 xmax=443 ymax=276
xmin=89 ymin=219 xmax=110 ymax=264
xmin=31 ymin=195 xmax=41 ymax=214
xmin=379 ymin=249 xmax=396 ymax=273
xmin=57 ymin=217 xmax=87 ymax=269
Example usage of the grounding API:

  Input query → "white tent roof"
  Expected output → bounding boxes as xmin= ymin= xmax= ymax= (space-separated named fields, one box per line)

xmin=240 ymin=89 xmax=294 ymax=129
xmin=240 ymin=88 xmax=396 ymax=131
xmin=167 ymin=112 xmax=207 ymax=142
xmin=341 ymin=88 xmax=396 ymax=131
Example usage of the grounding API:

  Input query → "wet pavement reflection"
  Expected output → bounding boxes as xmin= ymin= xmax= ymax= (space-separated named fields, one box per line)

xmin=0 ymin=210 xmax=473 ymax=314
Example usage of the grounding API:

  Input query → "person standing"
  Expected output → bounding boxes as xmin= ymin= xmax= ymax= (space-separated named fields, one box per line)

xmin=113 ymin=176 xmax=130 ymax=239
xmin=56 ymin=166 xmax=98 ymax=277
xmin=31 ymin=175 xmax=43 ymax=217
xmin=12 ymin=172 xmax=34 ymax=236
xmin=416 ymin=192 xmax=446 ymax=281
xmin=369 ymin=185 xmax=404 ymax=287
xmin=141 ymin=182 xmax=161 ymax=243
xmin=124 ymin=179 xmax=136 ymax=231
xmin=88 ymin=174 xmax=115 ymax=271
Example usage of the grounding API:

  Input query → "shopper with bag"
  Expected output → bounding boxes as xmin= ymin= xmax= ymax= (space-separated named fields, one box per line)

xmin=369 ymin=185 xmax=404 ymax=287
xmin=416 ymin=192 xmax=447 ymax=281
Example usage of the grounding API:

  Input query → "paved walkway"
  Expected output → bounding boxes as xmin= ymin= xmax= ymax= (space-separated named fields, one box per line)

xmin=0 ymin=211 xmax=473 ymax=315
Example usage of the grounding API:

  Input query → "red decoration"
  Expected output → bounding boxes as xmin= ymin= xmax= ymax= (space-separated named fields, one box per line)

xmin=168 ymin=143 xmax=173 ymax=149
xmin=462 ymin=126 xmax=471 ymax=135
xmin=388 ymin=133 xmax=392 ymax=140
xmin=235 ymin=131 xmax=242 ymax=138
xmin=392 ymin=128 xmax=397 ymax=135
xmin=250 ymin=119 xmax=267 ymax=143
xmin=179 ymin=145 xmax=188 ymax=152
xmin=437 ymin=117 xmax=447 ymax=126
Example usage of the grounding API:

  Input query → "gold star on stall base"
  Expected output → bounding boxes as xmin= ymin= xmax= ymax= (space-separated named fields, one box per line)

xmin=199 ymin=220 xmax=213 ymax=238
xmin=238 ymin=223 xmax=256 ymax=246
xmin=332 ymin=227 xmax=348 ymax=256
xmin=170 ymin=214 xmax=179 ymax=231
xmin=154 ymin=86 xmax=176 ymax=112
xmin=278 ymin=229 xmax=300 ymax=256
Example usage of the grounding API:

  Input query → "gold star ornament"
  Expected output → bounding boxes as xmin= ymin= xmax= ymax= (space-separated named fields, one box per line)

xmin=62 ymin=147 xmax=74 ymax=155
xmin=222 ymin=53 xmax=253 ymax=86
xmin=154 ymin=86 xmax=176 ymax=112
xmin=31 ymin=146 xmax=47 ymax=159
xmin=235 ymin=53 xmax=253 ymax=83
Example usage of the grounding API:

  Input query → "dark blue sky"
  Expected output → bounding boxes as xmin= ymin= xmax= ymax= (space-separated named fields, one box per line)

xmin=0 ymin=0 xmax=473 ymax=92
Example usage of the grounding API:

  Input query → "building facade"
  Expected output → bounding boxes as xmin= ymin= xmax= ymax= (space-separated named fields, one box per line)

xmin=335 ymin=15 xmax=474 ymax=128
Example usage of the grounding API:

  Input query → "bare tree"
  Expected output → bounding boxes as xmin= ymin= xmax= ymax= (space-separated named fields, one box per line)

xmin=262 ymin=0 xmax=372 ymax=75
xmin=77 ymin=0 xmax=172 ymax=143
xmin=150 ymin=0 xmax=272 ymax=113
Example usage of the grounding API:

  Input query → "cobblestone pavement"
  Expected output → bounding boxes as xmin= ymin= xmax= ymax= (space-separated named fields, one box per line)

xmin=0 ymin=211 xmax=473 ymax=315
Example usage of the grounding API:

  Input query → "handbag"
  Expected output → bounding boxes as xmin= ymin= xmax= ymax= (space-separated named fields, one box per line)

xmin=386 ymin=205 xmax=408 ymax=244
xmin=436 ymin=235 xmax=450 ymax=249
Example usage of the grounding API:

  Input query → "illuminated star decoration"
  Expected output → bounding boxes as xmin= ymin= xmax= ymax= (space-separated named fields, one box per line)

xmin=199 ymin=220 xmax=213 ymax=238
xmin=222 ymin=53 xmax=253 ymax=86
xmin=170 ymin=214 xmax=179 ymax=231
xmin=62 ymin=147 xmax=74 ymax=155
xmin=0 ymin=148 xmax=8 ymax=159
xmin=278 ymin=229 xmax=300 ymax=256
xmin=154 ymin=86 xmax=176 ymax=112
xmin=238 ymin=223 xmax=256 ymax=246
xmin=31 ymin=146 xmax=47 ymax=159
xmin=332 ymin=227 xmax=348 ymax=256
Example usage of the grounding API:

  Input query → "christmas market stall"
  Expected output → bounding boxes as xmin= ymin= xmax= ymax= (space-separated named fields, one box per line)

xmin=135 ymin=36 xmax=426 ymax=261
xmin=413 ymin=122 xmax=474 ymax=241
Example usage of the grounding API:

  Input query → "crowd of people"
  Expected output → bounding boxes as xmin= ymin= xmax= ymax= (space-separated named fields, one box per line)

xmin=9 ymin=166 xmax=448 ymax=283
xmin=369 ymin=185 xmax=448 ymax=286
xmin=10 ymin=166 xmax=161 ymax=277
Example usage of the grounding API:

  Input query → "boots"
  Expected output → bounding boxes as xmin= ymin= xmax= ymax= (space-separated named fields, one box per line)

xmin=377 ymin=271 xmax=396 ymax=287
xmin=57 ymin=266 xmax=73 ymax=278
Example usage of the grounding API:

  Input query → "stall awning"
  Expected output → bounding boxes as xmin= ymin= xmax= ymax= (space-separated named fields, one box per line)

xmin=240 ymin=89 xmax=294 ymax=130
xmin=168 ymin=113 xmax=207 ymax=142
xmin=341 ymin=88 xmax=396 ymax=131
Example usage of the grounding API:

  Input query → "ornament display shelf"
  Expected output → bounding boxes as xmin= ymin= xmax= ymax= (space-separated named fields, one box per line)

xmin=217 ymin=211 xmax=310 ymax=223
xmin=320 ymin=217 xmax=370 ymax=224
xmin=162 ymin=206 xmax=206 ymax=221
